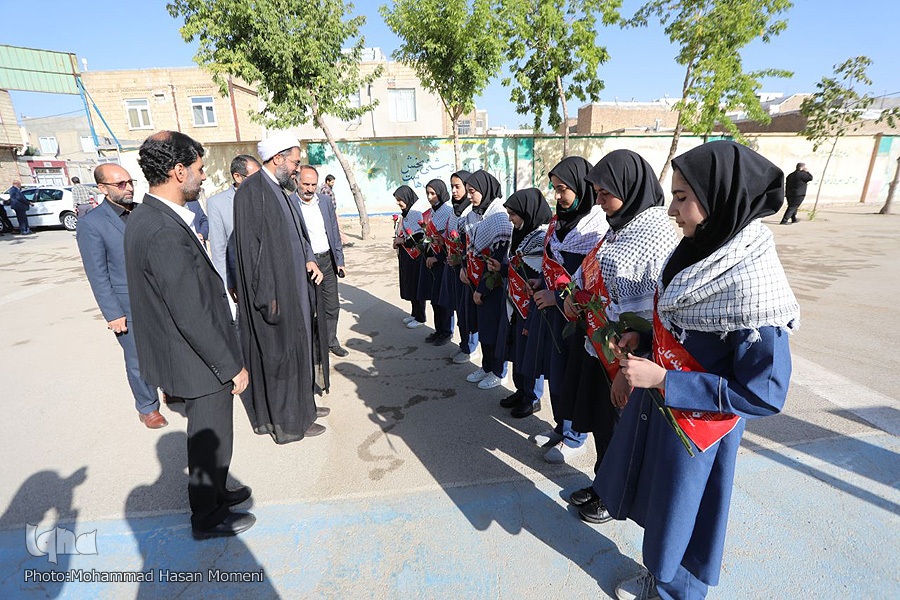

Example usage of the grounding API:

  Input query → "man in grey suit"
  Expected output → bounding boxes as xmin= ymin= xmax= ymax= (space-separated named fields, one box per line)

xmin=207 ymin=154 xmax=261 ymax=294
xmin=76 ymin=164 xmax=166 ymax=429
xmin=295 ymin=165 xmax=348 ymax=357
xmin=125 ymin=131 xmax=254 ymax=539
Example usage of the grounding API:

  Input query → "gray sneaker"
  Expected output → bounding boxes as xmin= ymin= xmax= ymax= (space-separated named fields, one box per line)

xmin=543 ymin=440 xmax=586 ymax=464
xmin=615 ymin=570 xmax=660 ymax=600
xmin=531 ymin=429 xmax=564 ymax=447
xmin=452 ymin=351 xmax=471 ymax=364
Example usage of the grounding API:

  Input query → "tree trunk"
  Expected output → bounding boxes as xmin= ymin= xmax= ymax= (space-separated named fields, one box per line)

xmin=810 ymin=136 xmax=839 ymax=220
xmin=659 ymin=60 xmax=695 ymax=183
xmin=556 ymin=74 xmax=570 ymax=159
xmin=452 ymin=114 xmax=461 ymax=171
xmin=315 ymin=109 xmax=370 ymax=240
xmin=879 ymin=155 xmax=900 ymax=215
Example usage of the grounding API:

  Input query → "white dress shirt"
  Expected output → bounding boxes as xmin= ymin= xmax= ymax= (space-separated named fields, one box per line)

xmin=149 ymin=193 xmax=197 ymax=233
xmin=299 ymin=195 xmax=331 ymax=254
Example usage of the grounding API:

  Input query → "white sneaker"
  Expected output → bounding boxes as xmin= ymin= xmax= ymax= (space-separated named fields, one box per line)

xmin=532 ymin=429 xmax=564 ymax=447
xmin=406 ymin=320 xmax=423 ymax=329
xmin=477 ymin=373 xmax=503 ymax=389
xmin=543 ymin=440 xmax=586 ymax=464
xmin=466 ymin=368 xmax=488 ymax=383
xmin=402 ymin=315 xmax=416 ymax=324
xmin=615 ymin=570 xmax=660 ymax=600
xmin=451 ymin=351 xmax=471 ymax=364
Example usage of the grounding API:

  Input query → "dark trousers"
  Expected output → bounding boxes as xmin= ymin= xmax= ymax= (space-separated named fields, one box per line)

xmin=116 ymin=322 xmax=160 ymax=414
xmin=432 ymin=302 xmax=452 ymax=336
xmin=185 ymin=384 xmax=234 ymax=530
xmin=315 ymin=252 xmax=341 ymax=349
xmin=0 ymin=208 xmax=13 ymax=233
xmin=13 ymin=207 xmax=30 ymax=233
xmin=410 ymin=299 xmax=426 ymax=322
xmin=781 ymin=196 xmax=804 ymax=223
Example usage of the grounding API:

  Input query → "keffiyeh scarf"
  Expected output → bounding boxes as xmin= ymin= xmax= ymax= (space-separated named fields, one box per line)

xmin=547 ymin=205 xmax=609 ymax=262
xmin=471 ymin=199 xmax=513 ymax=253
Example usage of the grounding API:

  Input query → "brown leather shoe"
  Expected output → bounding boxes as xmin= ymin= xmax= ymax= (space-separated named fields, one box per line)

xmin=305 ymin=423 xmax=326 ymax=437
xmin=139 ymin=410 xmax=168 ymax=429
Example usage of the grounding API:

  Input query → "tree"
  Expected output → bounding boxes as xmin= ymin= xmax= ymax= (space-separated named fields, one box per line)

xmin=630 ymin=0 xmax=793 ymax=181
xmin=381 ymin=0 xmax=507 ymax=170
xmin=502 ymin=0 xmax=621 ymax=159
xmin=168 ymin=0 xmax=381 ymax=239
xmin=800 ymin=56 xmax=900 ymax=217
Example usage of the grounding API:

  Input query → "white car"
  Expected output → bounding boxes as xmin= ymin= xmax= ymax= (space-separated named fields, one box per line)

xmin=2 ymin=186 xmax=80 ymax=232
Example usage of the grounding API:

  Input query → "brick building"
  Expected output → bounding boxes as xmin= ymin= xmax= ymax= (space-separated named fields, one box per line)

xmin=572 ymin=99 xmax=680 ymax=135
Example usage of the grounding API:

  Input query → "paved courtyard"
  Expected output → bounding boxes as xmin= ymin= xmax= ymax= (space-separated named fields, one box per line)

xmin=0 ymin=205 xmax=898 ymax=599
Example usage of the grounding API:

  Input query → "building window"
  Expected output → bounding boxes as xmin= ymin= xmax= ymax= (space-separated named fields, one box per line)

xmin=80 ymin=136 xmax=96 ymax=153
xmin=38 ymin=136 xmax=59 ymax=155
xmin=190 ymin=96 xmax=217 ymax=127
xmin=126 ymin=99 xmax=152 ymax=130
xmin=457 ymin=120 xmax=472 ymax=135
xmin=345 ymin=91 xmax=362 ymax=125
xmin=475 ymin=119 xmax=485 ymax=134
xmin=388 ymin=88 xmax=416 ymax=122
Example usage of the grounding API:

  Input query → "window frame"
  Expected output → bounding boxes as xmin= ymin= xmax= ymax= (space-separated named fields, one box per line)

xmin=125 ymin=98 xmax=153 ymax=130
xmin=190 ymin=95 xmax=218 ymax=127
xmin=388 ymin=88 xmax=417 ymax=123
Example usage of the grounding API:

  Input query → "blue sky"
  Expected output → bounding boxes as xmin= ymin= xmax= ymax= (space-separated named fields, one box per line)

xmin=5 ymin=0 xmax=899 ymax=129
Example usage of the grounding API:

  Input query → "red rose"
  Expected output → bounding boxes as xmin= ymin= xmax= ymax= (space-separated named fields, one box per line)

xmin=574 ymin=290 xmax=593 ymax=305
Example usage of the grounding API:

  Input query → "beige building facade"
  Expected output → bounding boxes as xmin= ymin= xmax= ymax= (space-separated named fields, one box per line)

xmin=0 ymin=90 xmax=24 ymax=186
xmin=80 ymin=68 xmax=262 ymax=149
xmin=573 ymin=99 xmax=680 ymax=135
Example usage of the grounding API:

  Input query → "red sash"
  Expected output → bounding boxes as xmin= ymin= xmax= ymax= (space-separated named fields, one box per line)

xmin=579 ymin=242 xmax=619 ymax=381
xmin=652 ymin=307 xmax=741 ymax=452
xmin=445 ymin=231 xmax=462 ymax=257
xmin=507 ymin=255 xmax=531 ymax=319
xmin=541 ymin=217 xmax=573 ymax=319
xmin=466 ymin=249 xmax=486 ymax=287
xmin=425 ymin=217 xmax=444 ymax=253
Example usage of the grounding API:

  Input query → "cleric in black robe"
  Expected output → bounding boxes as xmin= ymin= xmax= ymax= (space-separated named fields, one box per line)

xmin=233 ymin=133 xmax=330 ymax=444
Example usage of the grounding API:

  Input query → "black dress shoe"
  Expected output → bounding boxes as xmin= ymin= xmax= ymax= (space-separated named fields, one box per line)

xmin=424 ymin=332 xmax=440 ymax=343
xmin=225 ymin=486 xmax=252 ymax=507
xmin=568 ymin=486 xmax=598 ymax=507
xmin=578 ymin=498 xmax=612 ymax=524
xmin=329 ymin=345 xmax=349 ymax=357
xmin=192 ymin=512 xmax=256 ymax=540
xmin=500 ymin=391 xmax=524 ymax=408
xmin=305 ymin=422 xmax=326 ymax=437
xmin=433 ymin=333 xmax=452 ymax=346
xmin=316 ymin=406 xmax=330 ymax=418
xmin=511 ymin=399 xmax=540 ymax=418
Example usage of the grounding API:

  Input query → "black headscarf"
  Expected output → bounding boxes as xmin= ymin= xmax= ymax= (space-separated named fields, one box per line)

xmin=426 ymin=179 xmax=450 ymax=211
xmin=662 ymin=140 xmax=785 ymax=287
xmin=585 ymin=149 xmax=665 ymax=232
xmin=548 ymin=156 xmax=595 ymax=240
xmin=504 ymin=188 xmax=553 ymax=250
xmin=466 ymin=170 xmax=502 ymax=216
xmin=450 ymin=170 xmax=471 ymax=216
xmin=394 ymin=185 xmax=419 ymax=217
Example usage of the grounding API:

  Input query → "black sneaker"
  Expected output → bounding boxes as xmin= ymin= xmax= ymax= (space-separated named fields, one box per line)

xmin=500 ymin=390 xmax=523 ymax=408
xmin=578 ymin=498 xmax=612 ymax=524
xmin=424 ymin=332 xmax=440 ymax=343
xmin=510 ymin=399 xmax=540 ymax=418
xmin=433 ymin=333 xmax=452 ymax=346
xmin=568 ymin=486 xmax=598 ymax=506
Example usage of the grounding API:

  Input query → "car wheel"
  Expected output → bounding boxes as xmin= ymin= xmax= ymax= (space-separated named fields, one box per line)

xmin=62 ymin=211 xmax=77 ymax=231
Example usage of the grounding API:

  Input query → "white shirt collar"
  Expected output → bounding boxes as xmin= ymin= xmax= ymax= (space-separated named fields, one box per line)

xmin=149 ymin=193 xmax=196 ymax=230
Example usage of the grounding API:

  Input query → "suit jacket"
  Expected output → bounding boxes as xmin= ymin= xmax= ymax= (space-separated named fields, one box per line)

xmin=124 ymin=194 xmax=241 ymax=398
xmin=76 ymin=200 xmax=130 ymax=321
xmin=186 ymin=200 xmax=210 ymax=240
xmin=296 ymin=192 xmax=344 ymax=271
xmin=206 ymin=185 xmax=236 ymax=287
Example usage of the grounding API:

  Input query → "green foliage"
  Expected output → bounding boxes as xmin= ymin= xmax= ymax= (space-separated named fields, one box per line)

xmin=800 ymin=56 xmax=892 ymax=151
xmin=167 ymin=0 xmax=381 ymax=127
xmin=631 ymin=0 xmax=793 ymax=139
xmin=380 ymin=0 xmax=507 ymax=122
xmin=502 ymin=0 xmax=621 ymax=131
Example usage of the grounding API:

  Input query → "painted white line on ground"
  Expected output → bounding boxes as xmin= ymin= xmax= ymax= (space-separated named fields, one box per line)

xmin=792 ymin=354 xmax=900 ymax=437
xmin=0 ymin=284 xmax=55 ymax=307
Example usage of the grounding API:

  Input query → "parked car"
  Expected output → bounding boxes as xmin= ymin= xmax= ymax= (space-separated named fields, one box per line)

xmin=1 ymin=186 xmax=93 ymax=232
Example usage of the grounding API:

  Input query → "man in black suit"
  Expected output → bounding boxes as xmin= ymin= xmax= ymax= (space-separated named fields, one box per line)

xmin=295 ymin=165 xmax=348 ymax=357
xmin=781 ymin=162 xmax=814 ymax=224
xmin=124 ymin=131 xmax=254 ymax=539
xmin=76 ymin=163 xmax=166 ymax=429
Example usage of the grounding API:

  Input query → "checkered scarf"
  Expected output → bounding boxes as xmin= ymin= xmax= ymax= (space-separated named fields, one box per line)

xmin=517 ymin=225 xmax=548 ymax=276
xmin=547 ymin=205 xmax=609 ymax=262
xmin=658 ymin=219 xmax=800 ymax=339
xmin=471 ymin=199 xmax=513 ymax=252
xmin=430 ymin=201 xmax=455 ymax=233
xmin=599 ymin=206 xmax=678 ymax=322
xmin=403 ymin=197 xmax=432 ymax=234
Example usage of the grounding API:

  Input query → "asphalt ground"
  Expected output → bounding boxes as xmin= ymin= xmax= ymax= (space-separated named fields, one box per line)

xmin=0 ymin=204 xmax=898 ymax=599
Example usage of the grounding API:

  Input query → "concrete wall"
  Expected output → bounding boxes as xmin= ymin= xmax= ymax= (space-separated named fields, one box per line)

xmin=306 ymin=133 xmax=899 ymax=218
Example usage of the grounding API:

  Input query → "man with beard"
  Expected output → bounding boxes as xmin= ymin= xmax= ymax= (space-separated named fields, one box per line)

xmin=233 ymin=132 xmax=330 ymax=445
xmin=125 ymin=131 xmax=254 ymax=539
xmin=76 ymin=163 xmax=165 ymax=429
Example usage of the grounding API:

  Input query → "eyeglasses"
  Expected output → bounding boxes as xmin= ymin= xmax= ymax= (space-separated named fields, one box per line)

xmin=99 ymin=179 xmax=135 ymax=190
